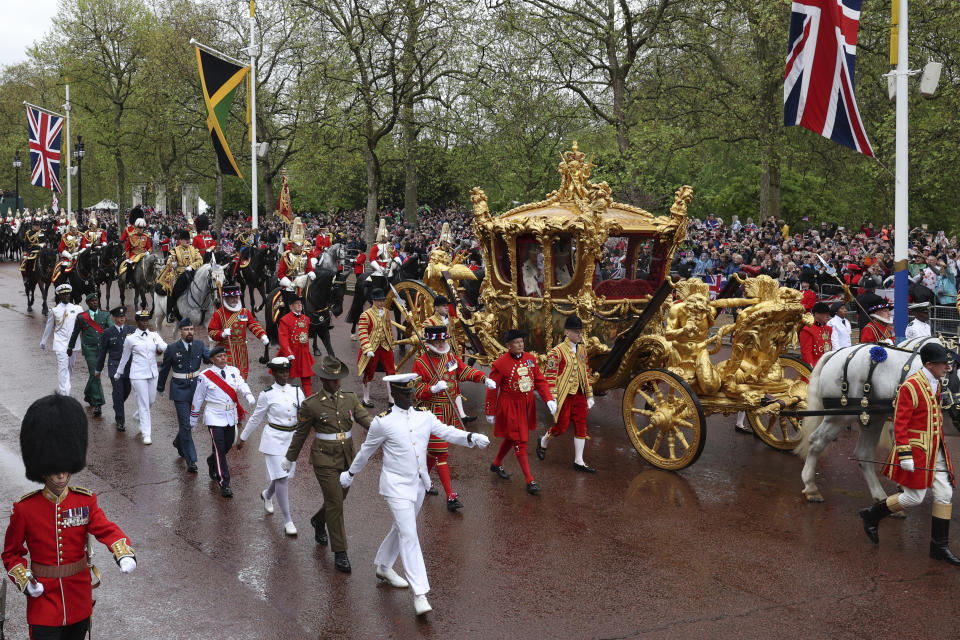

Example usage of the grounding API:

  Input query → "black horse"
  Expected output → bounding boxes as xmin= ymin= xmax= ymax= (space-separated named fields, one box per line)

xmin=235 ymin=245 xmax=279 ymax=312
xmin=262 ymin=268 xmax=346 ymax=363
xmin=22 ymin=245 xmax=56 ymax=314
xmin=97 ymin=242 xmax=124 ymax=310
xmin=53 ymin=247 xmax=99 ymax=304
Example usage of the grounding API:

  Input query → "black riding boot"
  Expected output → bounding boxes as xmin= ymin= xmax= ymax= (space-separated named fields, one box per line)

xmin=859 ymin=498 xmax=894 ymax=544
xmin=930 ymin=515 xmax=960 ymax=566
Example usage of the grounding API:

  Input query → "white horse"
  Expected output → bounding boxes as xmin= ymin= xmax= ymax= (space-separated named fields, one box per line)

xmin=796 ymin=337 xmax=960 ymax=503
xmin=312 ymin=242 xmax=347 ymax=274
xmin=155 ymin=262 xmax=226 ymax=335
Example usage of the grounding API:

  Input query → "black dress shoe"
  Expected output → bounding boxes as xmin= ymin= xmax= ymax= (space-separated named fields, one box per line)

xmin=490 ymin=464 xmax=510 ymax=480
xmin=187 ymin=463 xmax=198 ymax=473
xmin=536 ymin=438 xmax=546 ymax=461
xmin=310 ymin=513 xmax=328 ymax=546
xmin=446 ymin=495 xmax=463 ymax=512
xmin=93 ymin=406 xmax=102 ymax=417
xmin=426 ymin=485 xmax=439 ymax=496
xmin=173 ymin=438 xmax=184 ymax=457
xmin=526 ymin=481 xmax=541 ymax=495
xmin=220 ymin=486 xmax=233 ymax=498
xmin=360 ymin=400 xmax=374 ymax=408
xmin=573 ymin=462 xmax=597 ymax=473
xmin=209 ymin=467 xmax=218 ymax=480
xmin=116 ymin=420 xmax=125 ymax=432
xmin=734 ymin=424 xmax=753 ymax=435
xmin=334 ymin=551 xmax=352 ymax=573
xmin=462 ymin=415 xmax=477 ymax=424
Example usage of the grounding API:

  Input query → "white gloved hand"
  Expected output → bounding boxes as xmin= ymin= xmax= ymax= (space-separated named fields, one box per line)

xmin=486 ymin=415 xmax=495 ymax=424
xmin=26 ymin=580 xmax=44 ymax=597
xmin=430 ymin=380 xmax=448 ymax=394
xmin=900 ymin=458 xmax=915 ymax=472
xmin=261 ymin=335 xmax=270 ymax=346
xmin=287 ymin=354 xmax=295 ymax=361
xmin=280 ymin=458 xmax=292 ymax=472
xmin=185 ymin=266 xmax=193 ymax=271
xmin=366 ymin=351 xmax=375 ymax=358
xmin=221 ymin=327 xmax=231 ymax=337
xmin=546 ymin=400 xmax=558 ymax=414
xmin=485 ymin=378 xmax=497 ymax=390
xmin=118 ymin=557 xmax=136 ymax=574
xmin=245 ymin=394 xmax=255 ymax=406
xmin=339 ymin=471 xmax=353 ymax=488
xmin=471 ymin=433 xmax=490 ymax=449
xmin=113 ymin=372 xmax=121 ymax=380
xmin=61 ymin=250 xmax=72 ymax=259
xmin=279 ymin=276 xmax=292 ymax=289
xmin=587 ymin=397 xmax=595 ymax=410
xmin=308 ymin=271 xmax=317 ymax=281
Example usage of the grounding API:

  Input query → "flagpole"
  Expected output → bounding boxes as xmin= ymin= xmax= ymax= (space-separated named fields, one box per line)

xmin=893 ymin=0 xmax=909 ymax=342
xmin=64 ymin=80 xmax=72 ymax=216
xmin=249 ymin=0 xmax=258 ymax=230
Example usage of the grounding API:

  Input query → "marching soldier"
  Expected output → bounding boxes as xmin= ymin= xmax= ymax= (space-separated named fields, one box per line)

xmin=67 ymin=292 xmax=111 ymax=417
xmin=96 ymin=307 xmax=136 ymax=431
xmin=157 ymin=318 xmax=211 ymax=474
xmin=277 ymin=293 xmax=314 ymax=395
xmin=239 ymin=357 xmax=305 ymax=536
xmin=859 ymin=342 xmax=960 ymax=565
xmin=413 ymin=325 xmax=495 ymax=511
xmin=485 ymin=330 xmax=556 ymax=495
xmin=192 ymin=213 xmax=217 ymax=263
xmin=116 ymin=310 xmax=167 ymax=445
xmin=798 ymin=301 xmax=833 ymax=369
xmin=537 ymin=316 xmax=596 ymax=472
xmin=190 ymin=346 xmax=256 ymax=498
xmin=904 ymin=302 xmax=932 ymax=340
xmin=159 ymin=230 xmax=204 ymax=321
xmin=2 ymin=395 xmax=136 ymax=639
xmin=357 ymin=288 xmax=400 ymax=407
xmin=340 ymin=373 xmax=491 ymax=616
xmin=40 ymin=283 xmax=83 ymax=396
xmin=282 ymin=356 xmax=373 ymax=572
xmin=207 ymin=284 xmax=270 ymax=379
xmin=859 ymin=301 xmax=895 ymax=344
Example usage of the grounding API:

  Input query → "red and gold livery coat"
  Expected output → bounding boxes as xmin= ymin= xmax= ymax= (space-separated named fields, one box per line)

xmin=484 ymin=351 xmax=553 ymax=442
xmin=277 ymin=311 xmax=314 ymax=379
xmin=544 ymin=339 xmax=593 ymax=415
xmin=2 ymin=486 xmax=134 ymax=627
xmin=277 ymin=251 xmax=313 ymax=281
xmin=798 ymin=322 xmax=832 ymax=368
xmin=207 ymin=305 xmax=267 ymax=378
xmin=414 ymin=351 xmax=485 ymax=426
xmin=884 ymin=371 xmax=955 ymax=489
xmin=860 ymin=321 xmax=894 ymax=344
xmin=356 ymin=307 xmax=397 ymax=377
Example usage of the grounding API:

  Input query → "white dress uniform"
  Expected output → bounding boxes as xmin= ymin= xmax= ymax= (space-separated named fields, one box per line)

xmin=347 ymin=404 xmax=477 ymax=596
xmin=240 ymin=383 xmax=304 ymax=480
xmin=827 ymin=315 xmax=852 ymax=350
xmin=116 ymin=329 xmax=167 ymax=440
xmin=904 ymin=317 xmax=932 ymax=341
xmin=190 ymin=365 xmax=255 ymax=426
xmin=40 ymin=301 xmax=83 ymax=395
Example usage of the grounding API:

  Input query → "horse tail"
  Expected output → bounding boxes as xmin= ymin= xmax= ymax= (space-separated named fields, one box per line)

xmin=795 ymin=354 xmax=828 ymax=460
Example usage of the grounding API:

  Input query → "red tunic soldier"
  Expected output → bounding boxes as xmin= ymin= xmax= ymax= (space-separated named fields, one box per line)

xmin=485 ymin=330 xmax=556 ymax=495
xmin=3 ymin=395 xmax=136 ymax=638
xmin=207 ymin=284 xmax=269 ymax=378
xmin=798 ymin=301 xmax=833 ymax=369
xmin=356 ymin=288 xmax=399 ymax=407
xmin=277 ymin=294 xmax=315 ymax=395
xmin=859 ymin=342 xmax=960 ymax=565
xmin=537 ymin=316 xmax=596 ymax=472
xmin=859 ymin=301 xmax=895 ymax=344
xmin=191 ymin=214 xmax=217 ymax=262
xmin=413 ymin=325 xmax=494 ymax=511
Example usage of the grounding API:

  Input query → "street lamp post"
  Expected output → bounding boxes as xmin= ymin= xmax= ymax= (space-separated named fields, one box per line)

xmin=13 ymin=150 xmax=21 ymax=210
xmin=73 ymin=136 xmax=85 ymax=215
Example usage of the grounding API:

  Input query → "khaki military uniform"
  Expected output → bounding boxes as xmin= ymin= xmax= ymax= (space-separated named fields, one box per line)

xmin=286 ymin=389 xmax=373 ymax=552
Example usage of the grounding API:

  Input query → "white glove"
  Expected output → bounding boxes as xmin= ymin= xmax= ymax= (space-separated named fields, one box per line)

xmin=287 ymin=354 xmax=295 ymax=361
xmin=61 ymin=250 xmax=72 ymax=259
xmin=430 ymin=380 xmax=448 ymax=394
xmin=471 ymin=433 xmax=490 ymax=449
xmin=308 ymin=271 xmax=317 ymax=281
xmin=486 ymin=415 xmax=495 ymax=424
xmin=245 ymin=394 xmax=256 ymax=406
xmin=546 ymin=400 xmax=558 ymax=414
xmin=118 ymin=557 xmax=136 ymax=574
xmin=221 ymin=327 xmax=231 ymax=337
xmin=185 ymin=266 xmax=193 ymax=271
xmin=261 ymin=335 xmax=270 ymax=346
xmin=484 ymin=378 xmax=497 ymax=390
xmin=900 ymin=458 xmax=915 ymax=472
xmin=339 ymin=471 xmax=353 ymax=488
xmin=587 ymin=397 xmax=595 ymax=410
xmin=280 ymin=458 xmax=292 ymax=472
xmin=365 ymin=350 xmax=375 ymax=358
xmin=113 ymin=372 xmax=121 ymax=380
xmin=26 ymin=580 xmax=44 ymax=597
xmin=189 ymin=418 xmax=198 ymax=430
xmin=279 ymin=276 xmax=293 ymax=289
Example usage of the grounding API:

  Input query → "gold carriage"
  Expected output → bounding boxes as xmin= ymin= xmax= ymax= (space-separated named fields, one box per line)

xmin=387 ymin=143 xmax=812 ymax=470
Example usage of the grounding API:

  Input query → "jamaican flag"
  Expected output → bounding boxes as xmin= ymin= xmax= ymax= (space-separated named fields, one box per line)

xmin=195 ymin=46 xmax=248 ymax=178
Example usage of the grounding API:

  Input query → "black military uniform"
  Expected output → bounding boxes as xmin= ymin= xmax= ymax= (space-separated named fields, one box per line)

xmin=95 ymin=307 xmax=136 ymax=430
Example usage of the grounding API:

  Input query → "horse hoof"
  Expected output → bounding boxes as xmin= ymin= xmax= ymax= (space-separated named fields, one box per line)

xmin=802 ymin=490 xmax=824 ymax=503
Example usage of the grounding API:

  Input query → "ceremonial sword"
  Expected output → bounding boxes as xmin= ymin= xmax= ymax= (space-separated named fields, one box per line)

xmin=387 ymin=281 xmax=468 ymax=431
xmin=848 ymin=457 xmax=942 ymax=472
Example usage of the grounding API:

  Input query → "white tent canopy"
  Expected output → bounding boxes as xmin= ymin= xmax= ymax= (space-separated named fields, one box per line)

xmin=198 ymin=198 xmax=209 ymax=214
xmin=89 ymin=199 xmax=119 ymax=210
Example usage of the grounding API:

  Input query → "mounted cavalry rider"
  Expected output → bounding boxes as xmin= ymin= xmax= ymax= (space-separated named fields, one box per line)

xmin=53 ymin=217 xmax=83 ymax=283
xmin=192 ymin=214 xmax=217 ymax=263
xmin=368 ymin=218 xmax=395 ymax=289
xmin=84 ymin=213 xmax=107 ymax=247
xmin=119 ymin=207 xmax=151 ymax=278
xmin=233 ymin=226 xmax=256 ymax=278
xmin=278 ymin=217 xmax=316 ymax=294
xmin=158 ymin=230 xmax=204 ymax=320
xmin=19 ymin=216 xmax=46 ymax=274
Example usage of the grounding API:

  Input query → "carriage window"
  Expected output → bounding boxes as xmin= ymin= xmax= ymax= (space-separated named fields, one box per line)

xmin=552 ymin=236 xmax=576 ymax=288
xmin=517 ymin=236 xmax=543 ymax=297
xmin=593 ymin=235 xmax=660 ymax=300
xmin=493 ymin=235 xmax=511 ymax=283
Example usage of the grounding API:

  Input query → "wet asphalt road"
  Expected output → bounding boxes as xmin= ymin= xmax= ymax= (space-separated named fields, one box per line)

xmin=0 ymin=262 xmax=958 ymax=639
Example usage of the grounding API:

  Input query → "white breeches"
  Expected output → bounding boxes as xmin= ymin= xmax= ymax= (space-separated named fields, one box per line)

xmin=130 ymin=377 xmax=158 ymax=438
xmin=899 ymin=449 xmax=953 ymax=508
xmin=375 ymin=488 xmax=428 ymax=596
xmin=56 ymin=350 xmax=77 ymax=396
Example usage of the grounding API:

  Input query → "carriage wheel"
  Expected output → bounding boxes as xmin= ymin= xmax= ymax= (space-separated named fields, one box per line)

xmin=746 ymin=354 xmax=812 ymax=451
xmin=622 ymin=369 xmax=706 ymax=470
xmin=384 ymin=279 xmax=436 ymax=372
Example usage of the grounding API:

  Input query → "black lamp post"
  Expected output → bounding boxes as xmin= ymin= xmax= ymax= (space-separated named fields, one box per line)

xmin=73 ymin=136 xmax=85 ymax=214
xmin=13 ymin=150 xmax=21 ymax=209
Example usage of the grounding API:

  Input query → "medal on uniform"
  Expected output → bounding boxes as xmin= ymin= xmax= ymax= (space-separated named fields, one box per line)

xmin=298 ymin=333 xmax=308 ymax=343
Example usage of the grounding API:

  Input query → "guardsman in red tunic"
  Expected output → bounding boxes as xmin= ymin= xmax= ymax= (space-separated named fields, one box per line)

xmin=537 ymin=316 xmax=596 ymax=472
xmin=860 ymin=342 xmax=960 ymax=565
xmin=485 ymin=330 xmax=556 ymax=495
xmin=277 ymin=293 xmax=315 ymax=395
xmin=357 ymin=288 xmax=400 ymax=407
xmin=859 ymin=301 xmax=895 ymax=344
xmin=2 ymin=395 xmax=136 ymax=638
xmin=798 ymin=302 xmax=833 ymax=370
xmin=191 ymin=214 xmax=217 ymax=263
xmin=207 ymin=284 xmax=269 ymax=378
xmin=413 ymin=325 xmax=494 ymax=511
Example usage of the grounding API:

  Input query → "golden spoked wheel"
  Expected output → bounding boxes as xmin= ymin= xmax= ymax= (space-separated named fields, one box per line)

xmin=746 ymin=354 xmax=812 ymax=451
xmin=622 ymin=369 xmax=706 ymax=470
xmin=384 ymin=279 xmax=436 ymax=371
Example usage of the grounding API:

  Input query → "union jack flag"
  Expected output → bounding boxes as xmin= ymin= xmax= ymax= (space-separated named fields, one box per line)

xmin=27 ymin=106 xmax=64 ymax=192
xmin=707 ymin=275 xmax=726 ymax=300
xmin=783 ymin=0 xmax=874 ymax=157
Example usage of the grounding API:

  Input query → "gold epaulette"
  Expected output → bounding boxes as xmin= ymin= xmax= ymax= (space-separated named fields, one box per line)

xmin=417 ymin=406 xmax=430 ymax=412
xmin=69 ymin=485 xmax=94 ymax=496
xmin=17 ymin=489 xmax=41 ymax=502
xmin=377 ymin=410 xmax=390 ymax=418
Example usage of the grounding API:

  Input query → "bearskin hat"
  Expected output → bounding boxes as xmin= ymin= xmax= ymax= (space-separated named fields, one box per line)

xmin=20 ymin=395 xmax=88 ymax=483
xmin=196 ymin=214 xmax=210 ymax=232
xmin=128 ymin=206 xmax=145 ymax=226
